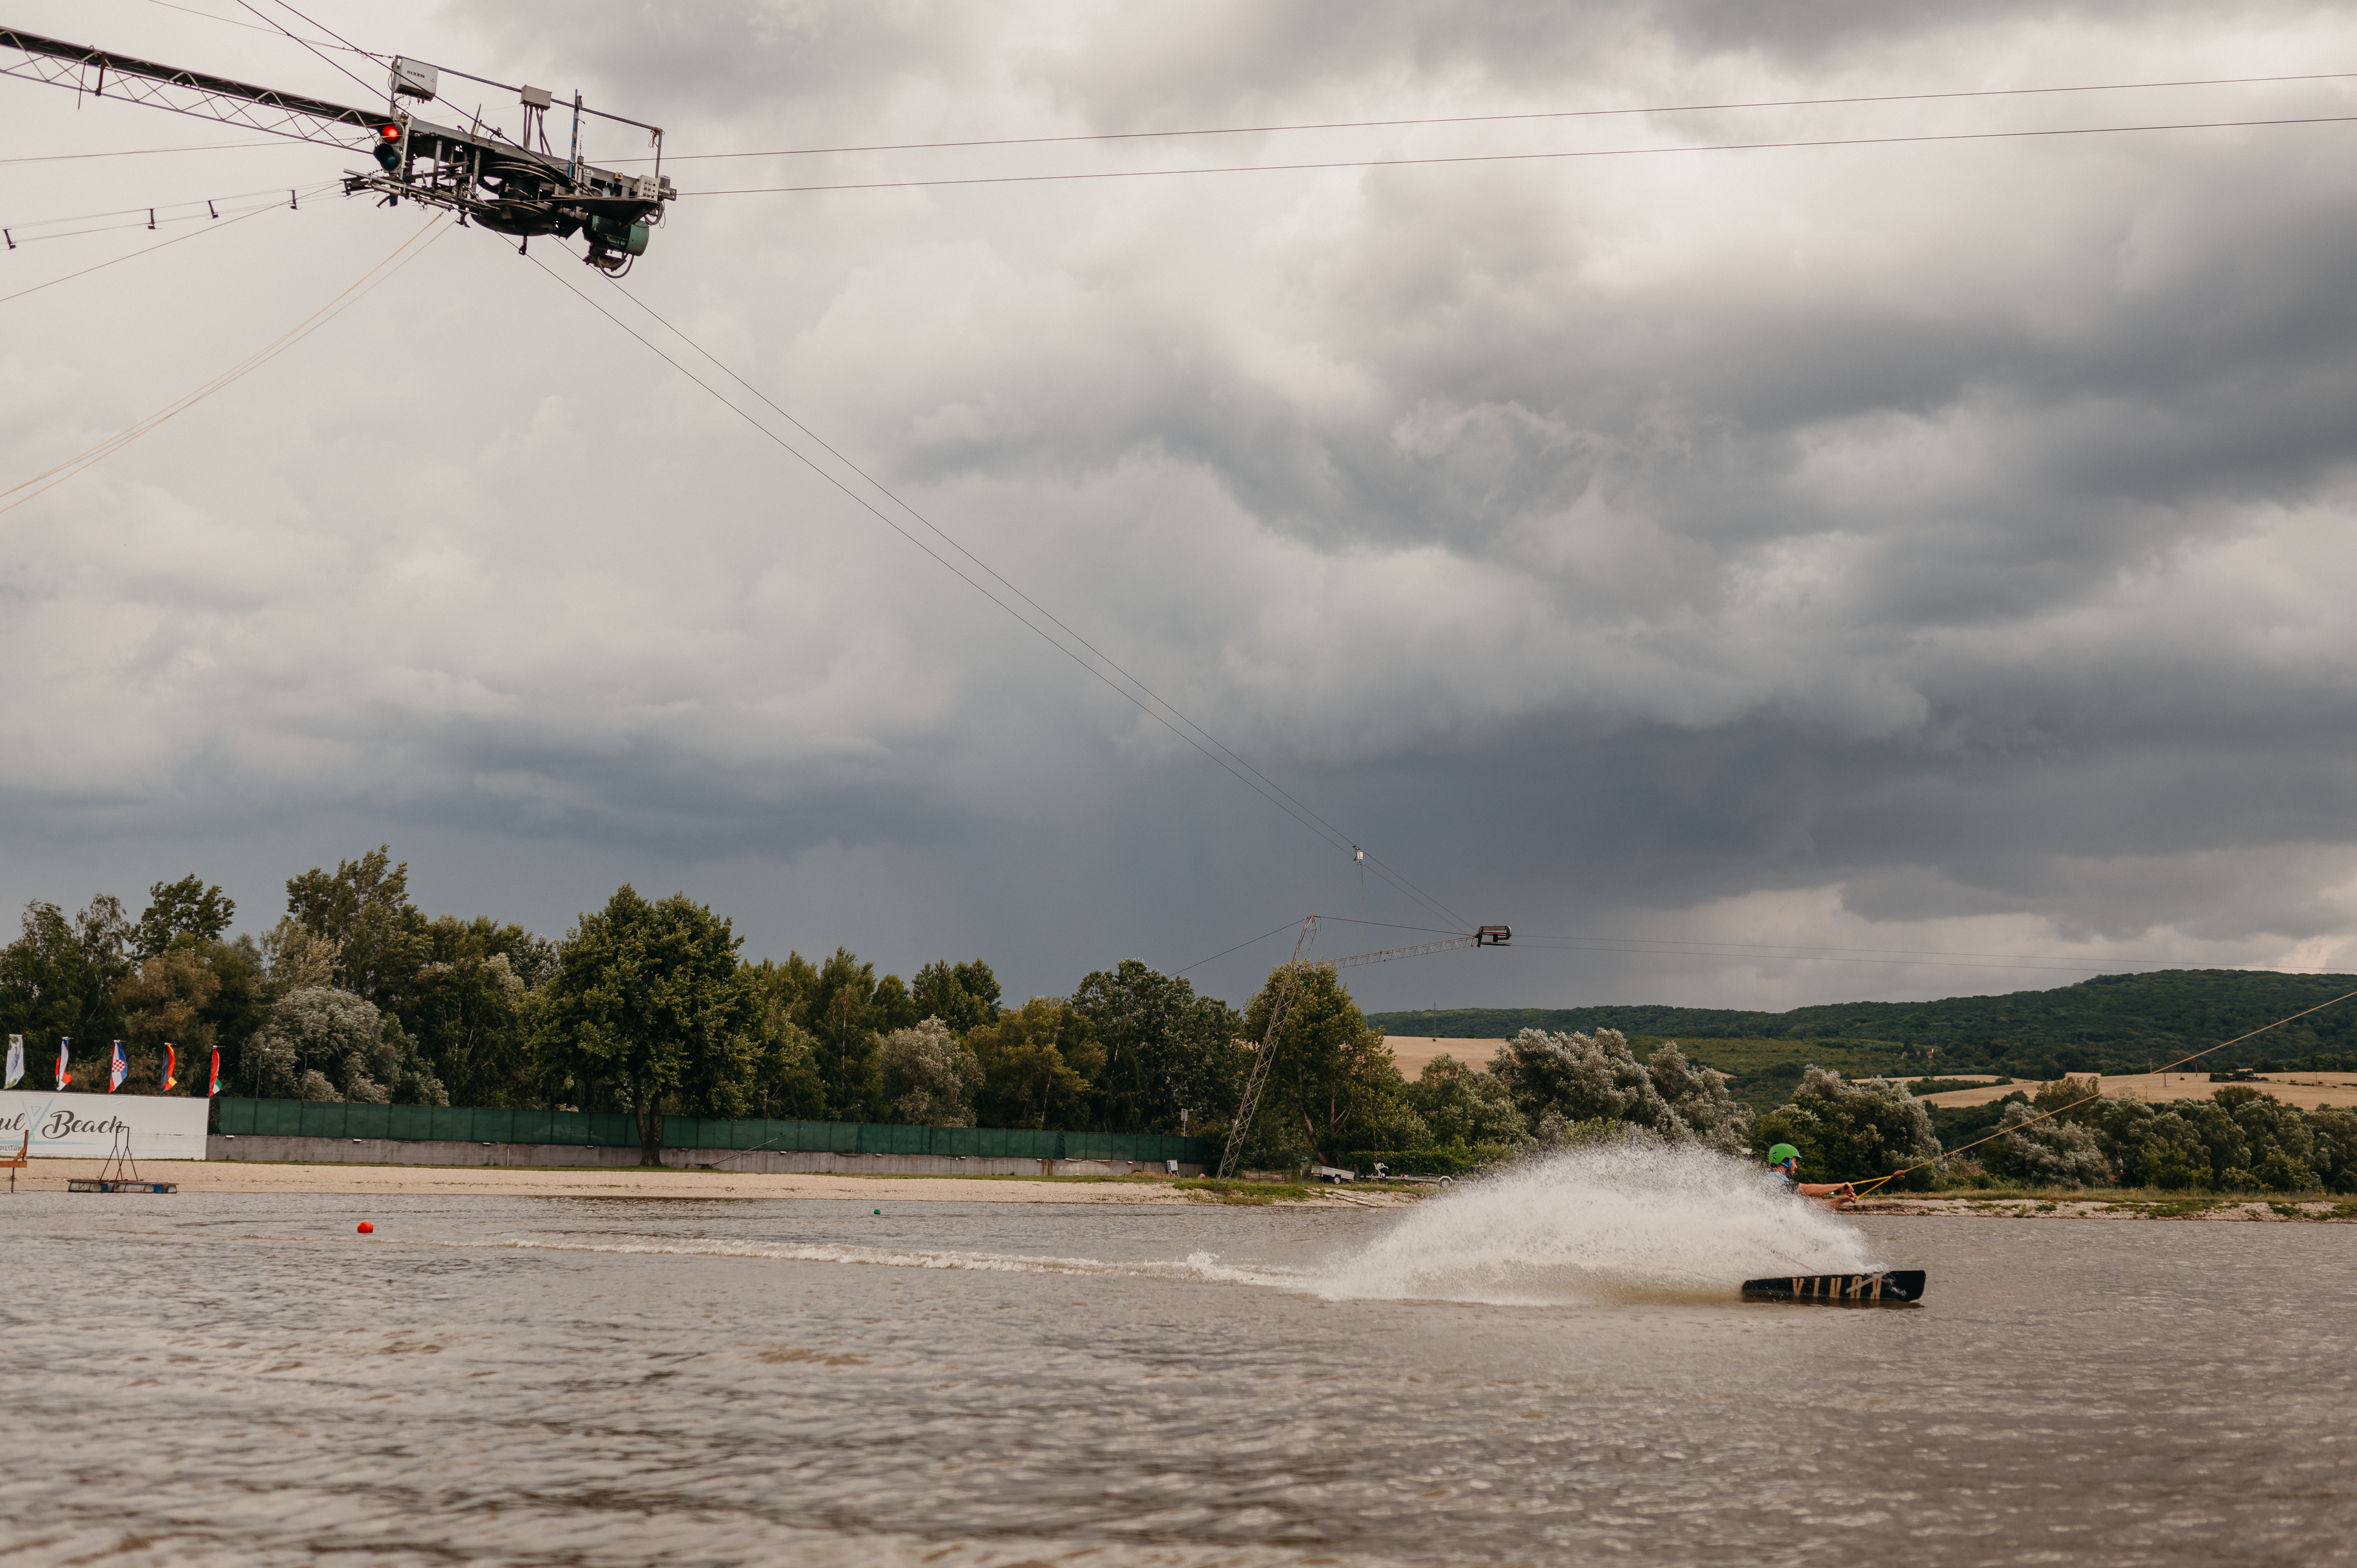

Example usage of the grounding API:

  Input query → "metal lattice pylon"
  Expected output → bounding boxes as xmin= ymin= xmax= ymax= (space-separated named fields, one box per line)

xmin=1217 ymin=915 xmax=1319 ymax=1178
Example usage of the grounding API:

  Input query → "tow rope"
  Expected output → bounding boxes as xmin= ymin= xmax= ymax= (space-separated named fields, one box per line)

xmin=1850 ymin=985 xmax=2357 ymax=1196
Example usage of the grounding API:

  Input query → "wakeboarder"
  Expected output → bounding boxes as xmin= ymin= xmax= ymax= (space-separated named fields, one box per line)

xmin=1767 ymin=1142 xmax=1857 ymax=1209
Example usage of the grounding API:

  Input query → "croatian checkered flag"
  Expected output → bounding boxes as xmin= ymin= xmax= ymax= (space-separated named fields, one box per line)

xmin=4 ymin=1035 xmax=20 ymax=1089
xmin=109 ymin=1040 xmax=128 ymax=1093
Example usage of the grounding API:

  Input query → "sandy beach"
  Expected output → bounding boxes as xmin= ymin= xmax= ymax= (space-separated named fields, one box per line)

xmin=8 ymin=1157 xmax=1254 ymax=1203
xmin=7 ymin=1157 xmax=1431 ymax=1205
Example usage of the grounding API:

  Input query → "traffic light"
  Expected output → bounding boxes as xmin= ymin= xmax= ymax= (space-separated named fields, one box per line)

xmin=373 ymin=122 xmax=403 ymax=174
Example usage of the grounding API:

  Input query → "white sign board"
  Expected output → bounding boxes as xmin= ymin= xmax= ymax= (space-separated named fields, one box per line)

xmin=0 ymin=1090 xmax=210 ymax=1160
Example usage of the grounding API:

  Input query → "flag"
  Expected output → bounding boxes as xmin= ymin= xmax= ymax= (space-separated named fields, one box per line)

xmin=109 ymin=1040 xmax=128 ymax=1092
xmin=57 ymin=1039 xmax=72 ymax=1090
xmin=208 ymin=1048 xmax=221 ymax=1097
xmin=163 ymin=1043 xmax=178 ymax=1094
xmin=4 ymin=1035 xmax=20 ymax=1089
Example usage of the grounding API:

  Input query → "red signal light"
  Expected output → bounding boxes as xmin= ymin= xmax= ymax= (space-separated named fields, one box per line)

xmin=379 ymin=123 xmax=401 ymax=140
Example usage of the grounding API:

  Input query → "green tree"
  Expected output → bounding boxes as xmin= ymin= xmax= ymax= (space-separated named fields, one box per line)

xmin=199 ymin=935 xmax=269 ymax=1095
xmin=969 ymin=998 xmax=1103 ymax=1130
xmin=1488 ymin=1028 xmax=1750 ymax=1154
xmin=532 ymin=887 xmax=762 ymax=1164
xmin=0 ymin=895 xmax=133 ymax=1087
xmin=1749 ymin=1067 xmax=1940 ymax=1190
xmin=1404 ymin=1054 xmax=1528 ymax=1147
xmin=402 ymin=915 xmax=555 ymax=1106
xmin=284 ymin=845 xmax=428 ymax=1010
xmin=743 ymin=953 xmax=825 ymax=1118
xmin=1241 ymin=964 xmax=1421 ymax=1166
xmin=880 ymin=1017 xmax=983 ymax=1125
xmin=133 ymin=876 xmax=235 ymax=958
xmin=119 ymin=948 xmax=222 ymax=1092
xmin=246 ymin=986 xmax=446 ymax=1105
xmin=872 ymin=973 xmax=920 ymax=1035
xmin=804 ymin=948 xmax=885 ymax=1120
xmin=912 ymin=959 xmax=1001 ymax=1036
xmin=1069 ymin=958 xmax=1246 ymax=1135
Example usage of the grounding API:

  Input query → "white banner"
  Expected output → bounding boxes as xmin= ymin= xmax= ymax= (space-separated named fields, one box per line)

xmin=0 ymin=1090 xmax=210 ymax=1160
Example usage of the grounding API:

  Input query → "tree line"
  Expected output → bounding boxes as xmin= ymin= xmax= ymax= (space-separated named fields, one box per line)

xmin=1383 ymin=968 xmax=2357 ymax=1081
xmin=12 ymin=851 xmax=2346 ymax=1189
xmin=0 ymin=850 xmax=1762 ymax=1169
xmin=0 ymin=849 xmax=1487 ymax=1166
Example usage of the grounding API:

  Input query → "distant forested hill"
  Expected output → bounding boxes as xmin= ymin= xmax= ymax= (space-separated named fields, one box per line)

xmin=1367 ymin=969 xmax=2357 ymax=1079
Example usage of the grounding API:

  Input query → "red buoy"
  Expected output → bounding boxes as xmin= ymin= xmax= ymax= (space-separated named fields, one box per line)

xmin=357 ymin=1221 xmax=374 ymax=1234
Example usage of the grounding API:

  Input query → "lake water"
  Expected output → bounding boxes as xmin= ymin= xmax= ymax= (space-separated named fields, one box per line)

xmin=4 ymin=1147 xmax=2352 ymax=1566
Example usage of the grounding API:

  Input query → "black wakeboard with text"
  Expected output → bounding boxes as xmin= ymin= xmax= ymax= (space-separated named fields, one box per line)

xmin=1740 ymin=1270 xmax=1925 ymax=1304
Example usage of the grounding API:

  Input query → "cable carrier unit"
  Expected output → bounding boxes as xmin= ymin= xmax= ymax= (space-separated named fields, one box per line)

xmin=0 ymin=27 xmax=675 ymax=271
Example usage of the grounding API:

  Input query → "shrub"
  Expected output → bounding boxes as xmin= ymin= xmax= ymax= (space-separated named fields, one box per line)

xmin=1489 ymin=1029 xmax=1751 ymax=1154
xmin=1986 ymin=1101 xmax=2113 ymax=1188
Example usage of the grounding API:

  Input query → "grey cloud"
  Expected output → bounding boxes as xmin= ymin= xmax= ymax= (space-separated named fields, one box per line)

xmin=7 ymin=0 xmax=2357 ymax=1012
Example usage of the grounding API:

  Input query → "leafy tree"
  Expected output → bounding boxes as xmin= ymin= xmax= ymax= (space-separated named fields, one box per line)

xmin=912 ymin=959 xmax=1001 ymax=1036
xmin=133 ymin=876 xmax=235 ymax=958
xmin=119 ymin=948 xmax=222 ymax=1092
xmin=750 ymin=1013 xmax=826 ymax=1120
xmin=969 ymin=997 xmax=1102 ymax=1130
xmin=743 ymin=954 xmax=825 ymax=1118
xmin=284 ymin=846 xmax=428 ymax=1010
xmin=1748 ymin=1067 xmax=1940 ymax=1189
xmin=879 ymin=1017 xmax=983 ymax=1125
xmin=532 ymin=887 xmax=762 ymax=1163
xmin=1489 ymin=1028 xmax=1750 ymax=1154
xmin=0 ymin=895 xmax=133 ymax=1086
xmin=400 ymin=915 xmax=558 ymax=1106
xmin=259 ymin=917 xmax=338 ymax=993
xmin=1986 ymin=1101 xmax=2113 ymax=1187
xmin=872 ymin=973 xmax=920 ymax=1035
xmin=246 ymin=986 xmax=445 ymax=1104
xmin=1240 ymin=964 xmax=1422 ymax=1166
xmin=804 ymin=948 xmax=886 ymax=1120
xmin=200 ymin=935 xmax=269 ymax=1094
xmin=1405 ymin=1054 xmax=1529 ymax=1147
xmin=411 ymin=951 xmax=530 ymax=1106
xmin=2084 ymin=1086 xmax=2336 ymax=1192
xmin=1069 ymin=958 xmax=1246 ymax=1135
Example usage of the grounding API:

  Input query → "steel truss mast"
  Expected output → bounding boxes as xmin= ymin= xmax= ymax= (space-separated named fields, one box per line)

xmin=1217 ymin=917 xmax=1510 ymax=1178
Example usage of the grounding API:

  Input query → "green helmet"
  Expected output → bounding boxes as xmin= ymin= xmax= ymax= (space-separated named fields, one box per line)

xmin=1767 ymin=1144 xmax=1800 ymax=1165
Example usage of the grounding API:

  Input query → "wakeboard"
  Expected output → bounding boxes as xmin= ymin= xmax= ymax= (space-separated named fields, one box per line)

xmin=1741 ymin=1270 xmax=1924 ymax=1305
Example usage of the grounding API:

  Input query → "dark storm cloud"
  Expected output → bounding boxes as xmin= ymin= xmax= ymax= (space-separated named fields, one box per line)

xmin=7 ymin=0 xmax=2357 ymax=1006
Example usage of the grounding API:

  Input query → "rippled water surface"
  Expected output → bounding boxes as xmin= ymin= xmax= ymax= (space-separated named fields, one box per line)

xmin=5 ymin=1156 xmax=2353 ymax=1566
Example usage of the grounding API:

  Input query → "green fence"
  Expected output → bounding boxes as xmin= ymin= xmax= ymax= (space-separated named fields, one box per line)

xmin=210 ymin=1097 xmax=1210 ymax=1165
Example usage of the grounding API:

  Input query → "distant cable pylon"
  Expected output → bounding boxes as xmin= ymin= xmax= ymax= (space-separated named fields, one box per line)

xmin=523 ymin=241 xmax=1466 ymax=929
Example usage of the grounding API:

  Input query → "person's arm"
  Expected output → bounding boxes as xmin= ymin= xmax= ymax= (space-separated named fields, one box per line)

xmin=1794 ymin=1181 xmax=1856 ymax=1203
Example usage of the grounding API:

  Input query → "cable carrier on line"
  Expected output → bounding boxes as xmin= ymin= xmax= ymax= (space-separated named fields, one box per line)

xmin=0 ymin=26 xmax=676 ymax=271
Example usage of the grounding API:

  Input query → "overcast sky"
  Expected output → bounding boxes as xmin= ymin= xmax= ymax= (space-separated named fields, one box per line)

xmin=6 ymin=0 xmax=2357 ymax=1017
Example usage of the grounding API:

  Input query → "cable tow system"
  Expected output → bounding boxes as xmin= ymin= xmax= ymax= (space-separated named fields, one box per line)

xmin=1216 ymin=916 xmax=1510 ymax=1178
xmin=0 ymin=27 xmax=675 ymax=271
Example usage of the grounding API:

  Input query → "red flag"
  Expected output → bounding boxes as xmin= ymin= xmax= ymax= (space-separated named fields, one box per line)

xmin=208 ymin=1048 xmax=221 ymax=1097
xmin=163 ymin=1042 xmax=178 ymax=1094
